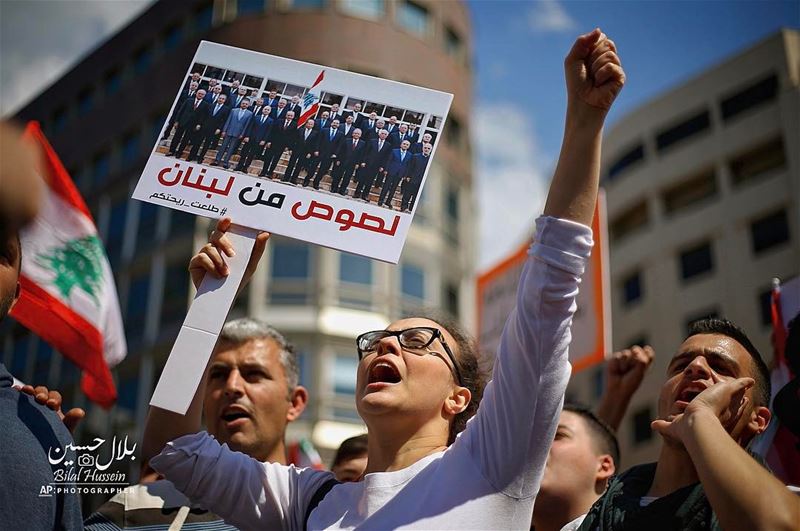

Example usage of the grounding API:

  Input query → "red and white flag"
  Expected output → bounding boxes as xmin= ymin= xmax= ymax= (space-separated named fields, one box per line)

xmin=10 ymin=121 xmax=126 ymax=407
xmin=751 ymin=276 xmax=800 ymax=485
xmin=297 ymin=70 xmax=325 ymax=127
xmin=287 ymin=438 xmax=324 ymax=470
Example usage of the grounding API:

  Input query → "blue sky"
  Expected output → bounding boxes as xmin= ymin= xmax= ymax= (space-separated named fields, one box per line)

xmin=469 ymin=0 xmax=799 ymax=267
xmin=1 ymin=0 xmax=798 ymax=268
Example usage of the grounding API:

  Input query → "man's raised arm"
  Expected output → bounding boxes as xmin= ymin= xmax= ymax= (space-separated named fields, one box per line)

xmin=543 ymin=29 xmax=624 ymax=226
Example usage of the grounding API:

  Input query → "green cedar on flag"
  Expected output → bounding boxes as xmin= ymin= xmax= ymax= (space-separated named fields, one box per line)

xmin=10 ymin=122 xmax=126 ymax=407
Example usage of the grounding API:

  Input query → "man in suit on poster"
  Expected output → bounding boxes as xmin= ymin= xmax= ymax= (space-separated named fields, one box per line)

xmin=362 ymin=112 xmax=379 ymax=139
xmin=168 ymin=89 xmax=209 ymax=158
xmin=385 ymin=115 xmax=399 ymax=134
xmin=389 ymin=123 xmax=411 ymax=147
xmin=407 ymin=122 xmax=420 ymax=144
xmin=224 ymin=79 xmax=241 ymax=99
xmin=229 ymin=87 xmax=250 ymax=110
xmin=345 ymin=103 xmax=365 ymax=129
xmin=354 ymin=127 xmax=392 ymax=201
xmin=401 ymin=142 xmax=431 ymax=212
xmin=412 ymin=132 xmax=433 ymax=154
xmin=285 ymin=118 xmax=319 ymax=184
xmin=250 ymin=97 xmax=266 ymax=117
xmin=183 ymin=72 xmax=201 ymax=91
xmin=214 ymin=99 xmax=253 ymax=169
xmin=272 ymin=99 xmax=289 ymax=121
xmin=328 ymin=103 xmax=343 ymax=124
xmin=287 ymin=96 xmax=303 ymax=117
xmin=331 ymin=128 xmax=367 ymax=195
xmin=163 ymin=81 xmax=200 ymax=140
xmin=378 ymin=139 xmax=412 ymax=209
xmin=264 ymin=90 xmax=280 ymax=110
xmin=307 ymin=118 xmax=343 ymax=189
xmin=341 ymin=115 xmax=356 ymax=138
xmin=315 ymin=110 xmax=331 ymax=131
xmin=204 ymin=84 xmax=224 ymax=105
xmin=188 ymin=93 xmax=230 ymax=163
xmin=261 ymin=110 xmax=297 ymax=178
xmin=236 ymin=105 xmax=273 ymax=173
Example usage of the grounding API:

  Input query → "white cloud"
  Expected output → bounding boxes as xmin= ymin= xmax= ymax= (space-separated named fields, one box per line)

xmin=0 ymin=0 xmax=153 ymax=116
xmin=527 ymin=0 xmax=577 ymax=34
xmin=474 ymin=103 xmax=552 ymax=270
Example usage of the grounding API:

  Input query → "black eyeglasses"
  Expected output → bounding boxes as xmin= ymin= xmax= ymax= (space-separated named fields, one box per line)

xmin=356 ymin=326 xmax=463 ymax=386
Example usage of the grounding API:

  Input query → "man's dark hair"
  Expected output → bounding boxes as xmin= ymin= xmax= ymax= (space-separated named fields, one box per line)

xmin=687 ymin=318 xmax=771 ymax=407
xmin=331 ymin=434 xmax=368 ymax=469
xmin=563 ymin=403 xmax=620 ymax=466
xmin=418 ymin=310 xmax=486 ymax=445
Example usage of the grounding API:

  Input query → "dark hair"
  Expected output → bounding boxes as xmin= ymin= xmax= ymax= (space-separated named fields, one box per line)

xmin=687 ymin=318 xmax=771 ymax=407
xmin=331 ymin=434 xmax=368 ymax=469
xmin=418 ymin=310 xmax=486 ymax=445
xmin=563 ymin=402 xmax=620 ymax=466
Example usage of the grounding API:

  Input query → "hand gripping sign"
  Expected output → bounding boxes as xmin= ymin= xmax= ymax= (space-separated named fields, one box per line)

xmin=134 ymin=42 xmax=452 ymax=413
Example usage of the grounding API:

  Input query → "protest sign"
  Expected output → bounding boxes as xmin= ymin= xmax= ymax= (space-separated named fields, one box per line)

xmin=477 ymin=192 xmax=611 ymax=375
xmin=136 ymin=41 xmax=451 ymax=413
xmin=133 ymin=41 xmax=452 ymax=264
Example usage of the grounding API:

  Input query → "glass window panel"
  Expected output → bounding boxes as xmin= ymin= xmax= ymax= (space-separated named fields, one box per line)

xmin=237 ymin=0 xmax=265 ymax=15
xmin=655 ymin=110 xmax=710 ymax=153
xmin=133 ymin=46 xmax=153 ymax=75
xmin=92 ymin=151 xmax=111 ymax=185
xmin=104 ymin=200 xmax=127 ymax=268
xmin=105 ymin=69 xmax=122 ymax=96
xmin=164 ymin=24 xmax=183 ymax=50
xmin=401 ymin=264 xmax=424 ymax=300
xmin=195 ymin=3 xmax=214 ymax=31
xmin=607 ymin=143 xmax=644 ymax=182
xmin=750 ymin=209 xmax=789 ymax=254
xmin=340 ymin=253 xmax=372 ymax=285
xmin=398 ymin=0 xmax=429 ymax=37
xmin=340 ymin=0 xmax=384 ymax=20
xmin=334 ymin=355 xmax=358 ymax=395
xmin=721 ymin=73 xmax=778 ymax=122
xmin=136 ymin=202 xmax=159 ymax=253
xmin=272 ymin=243 xmax=310 ymax=279
xmin=679 ymin=242 xmax=713 ymax=280
xmin=122 ymin=132 xmax=141 ymax=165
xmin=126 ymin=273 xmax=150 ymax=336
xmin=78 ymin=88 xmax=93 ymax=115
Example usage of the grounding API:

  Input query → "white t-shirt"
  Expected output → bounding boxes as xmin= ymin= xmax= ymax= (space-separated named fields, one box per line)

xmin=152 ymin=216 xmax=593 ymax=530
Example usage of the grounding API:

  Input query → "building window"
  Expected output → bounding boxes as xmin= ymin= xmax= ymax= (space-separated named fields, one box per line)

xmin=397 ymin=0 xmax=429 ymax=37
xmin=117 ymin=374 xmax=139 ymax=412
xmin=340 ymin=253 xmax=372 ymax=285
xmin=333 ymin=355 xmax=358 ymax=396
xmin=136 ymin=202 xmax=159 ymax=253
xmin=104 ymin=69 xmax=122 ymax=96
xmin=126 ymin=273 xmax=150 ymax=336
xmin=750 ymin=209 xmax=789 ymax=255
xmin=52 ymin=106 xmax=68 ymax=133
xmin=446 ymin=115 xmax=463 ymax=149
xmin=444 ymin=282 xmax=459 ymax=318
xmin=133 ymin=45 xmax=154 ymax=75
xmin=161 ymin=261 xmax=190 ymax=325
xmin=680 ymin=241 xmax=713 ymax=280
xmin=444 ymin=25 xmax=463 ymax=59
xmin=122 ymin=131 xmax=141 ymax=165
xmin=237 ymin=0 xmax=265 ymax=15
xmin=662 ymin=168 xmax=717 ymax=215
xmin=164 ymin=24 xmax=183 ymax=50
xmin=721 ymin=73 xmax=778 ymax=122
xmin=729 ymin=137 xmax=786 ymax=187
xmin=340 ymin=0 xmax=384 ymax=20
xmin=685 ymin=309 xmax=719 ymax=335
xmin=195 ymin=3 xmax=214 ymax=31
xmin=168 ymin=210 xmax=196 ymax=238
xmin=104 ymin=200 xmax=127 ymax=268
xmin=77 ymin=87 xmax=94 ymax=115
xmin=606 ymin=143 xmax=644 ymax=182
xmin=401 ymin=263 xmax=425 ymax=300
xmin=92 ymin=151 xmax=111 ymax=185
xmin=269 ymin=242 xmax=312 ymax=305
xmin=655 ymin=109 xmax=710 ymax=153
xmin=610 ymin=200 xmax=648 ymax=243
xmin=758 ymin=288 xmax=773 ymax=327
xmin=272 ymin=243 xmax=310 ymax=278
xmin=622 ymin=271 xmax=642 ymax=305
xmin=291 ymin=0 xmax=325 ymax=7
xmin=632 ymin=405 xmax=653 ymax=445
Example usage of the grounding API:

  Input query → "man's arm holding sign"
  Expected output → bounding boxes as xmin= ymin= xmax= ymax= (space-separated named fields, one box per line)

xmin=140 ymin=219 xmax=268 ymax=477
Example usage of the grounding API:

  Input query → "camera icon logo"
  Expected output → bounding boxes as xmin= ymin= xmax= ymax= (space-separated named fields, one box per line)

xmin=77 ymin=454 xmax=95 ymax=467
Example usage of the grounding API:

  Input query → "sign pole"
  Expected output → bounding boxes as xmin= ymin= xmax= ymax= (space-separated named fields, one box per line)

xmin=149 ymin=224 xmax=259 ymax=414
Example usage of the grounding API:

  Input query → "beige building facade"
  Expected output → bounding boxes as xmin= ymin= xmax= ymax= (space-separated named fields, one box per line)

xmin=568 ymin=29 xmax=800 ymax=467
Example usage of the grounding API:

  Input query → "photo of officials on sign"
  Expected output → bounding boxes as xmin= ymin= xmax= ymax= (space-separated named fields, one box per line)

xmin=135 ymin=41 xmax=451 ymax=263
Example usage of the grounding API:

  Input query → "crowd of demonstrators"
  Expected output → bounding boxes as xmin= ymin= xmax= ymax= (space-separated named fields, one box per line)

xmin=158 ymin=74 xmax=435 ymax=209
xmin=146 ymin=28 xmax=624 ymax=530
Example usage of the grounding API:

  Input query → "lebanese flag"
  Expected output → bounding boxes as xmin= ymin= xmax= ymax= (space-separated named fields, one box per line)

xmin=287 ymin=438 xmax=324 ymax=470
xmin=10 ymin=122 xmax=126 ymax=407
xmin=751 ymin=276 xmax=800 ymax=485
xmin=297 ymin=70 xmax=325 ymax=127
